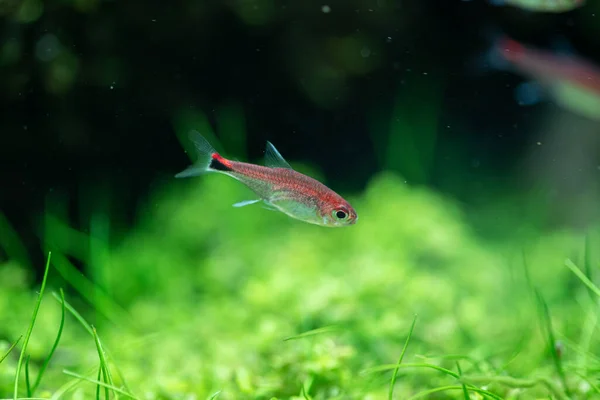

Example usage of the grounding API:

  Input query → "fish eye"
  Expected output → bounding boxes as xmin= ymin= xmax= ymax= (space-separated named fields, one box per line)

xmin=333 ymin=208 xmax=348 ymax=220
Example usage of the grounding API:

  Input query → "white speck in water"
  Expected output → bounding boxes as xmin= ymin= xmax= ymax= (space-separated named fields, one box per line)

xmin=321 ymin=5 xmax=331 ymax=13
xmin=23 ymin=125 xmax=27 ymax=130
xmin=423 ymin=72 xmax=428 ymax=75
xmin=151 ymin=19 xmax=156 ymax=22
xmin=360 ymin=46 xmax=371 ymax=58
xmin=386 ymin=36 xmax=392 ymax=43
xmin=537 ymin=141 xmax=542 ymax=145
xmin=446 ymin=125 xmax=451 ymax=128
xmin=110 ymin=81 xmax=115 ymax=89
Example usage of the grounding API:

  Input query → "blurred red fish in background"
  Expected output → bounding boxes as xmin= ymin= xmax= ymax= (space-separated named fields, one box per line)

xmin=484 ymin=35 xmax=600 ymax=121
xmin=463 ymin=0 xmax=585 ymax=13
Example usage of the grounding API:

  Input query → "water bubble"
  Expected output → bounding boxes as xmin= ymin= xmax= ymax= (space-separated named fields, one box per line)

xmin=321 ymin=5 xmax=331 ymax=13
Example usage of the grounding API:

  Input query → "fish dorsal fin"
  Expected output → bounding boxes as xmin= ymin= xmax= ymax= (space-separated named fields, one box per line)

xmin=264 ymin=141 xmax=293 ymax=169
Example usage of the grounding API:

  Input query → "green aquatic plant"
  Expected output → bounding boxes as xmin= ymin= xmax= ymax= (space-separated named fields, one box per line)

xmin=1 ymin=172 xmax=599 ymax=399
xmin=12 ymin=253 xmax=52 ymax=399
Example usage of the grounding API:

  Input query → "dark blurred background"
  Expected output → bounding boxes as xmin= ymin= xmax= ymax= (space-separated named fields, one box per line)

xmin=1 ymin=0 xmax=600 ymax=272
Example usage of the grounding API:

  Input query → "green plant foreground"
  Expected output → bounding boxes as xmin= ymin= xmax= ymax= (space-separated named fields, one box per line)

xmin=1 ymin=172 xmax=600 ymax=399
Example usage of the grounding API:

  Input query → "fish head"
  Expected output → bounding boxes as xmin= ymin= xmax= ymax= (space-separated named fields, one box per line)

xmin=322 ymin=200 xmax=358 ymax=227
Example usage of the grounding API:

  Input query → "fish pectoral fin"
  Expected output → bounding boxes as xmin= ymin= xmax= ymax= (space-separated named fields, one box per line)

xmin=264 ymin=141 xmax=294 ymax=170
xmin=232 ymin=199 xmax=262 ymax=208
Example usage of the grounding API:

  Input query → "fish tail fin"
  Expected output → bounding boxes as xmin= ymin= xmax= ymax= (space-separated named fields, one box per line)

xmin=175 ymin=131 xmax=233 ymax=178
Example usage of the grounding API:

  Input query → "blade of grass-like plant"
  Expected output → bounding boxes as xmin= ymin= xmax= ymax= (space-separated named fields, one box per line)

xmin=96 ymin=367 xmax=102 ymax=400
xmin=498 ymin=330 xmax=529 ymax=371
xmin=53 ymin=292 xmax=136 ymax=399
xmin=89 ymin=205 xmax=113 ymax=322
xmin=415 ymin=353 xmax=490 ymax=372
xmin=216 ymin=102 xmax=248 ymax=160
xmin=102 ymin=366 xmax=109 ymax=400
xmin=362 ymin=362 xmax=459 ymax=379
xmin=456 ymin=362 xmax=469 ymax=400
xmin=406 ymin=385 xmax=501 ymax=400
xmin=52 ymin=292 xmax=93 ymax=336
xmin=301 ymin=383 xmax=312 ymax=400
xmin=105 ymin=348 xmax=133 ymax=396
xmin=207 ymin=391 xmax=221 ymax=400
xmin=366 ymin=361 xmax=502 ymax=399
xmin=48 ymin=249 xmax=134 ymax=330
xmin=521 ymin=250 xmax=535 ymax=299
xmin=535 ymin=290 xmax=570 ymax=398
xmin=13 ymin=252 xmax=52 ymax=400
xmin=62 ymin=370 xmax=138 ymax=399
xmin=28 ymin=288 xmax=66 ymax=396
xmin=389 ymin=314 xmax=417 ymax=400
xmin=0 ymin=336 xmax=22 ymax=365
xmin=565 ymin=259 xmax=600 ymax=298
xmin=0 ymin=211 xmax=32 ymax=269
xmin=584 ymin=234 xmax=595 ymax=303
xmin=283 ymin=325 xmax=339 ymax=341
xmin=49 ymin=373 xmax=87 ymax=400
xmin=25 ymin=355 xmax=31 ymax=396
xmin=462 ymin=374 xmax=568 ymax=399
xmin=301 ymin=376 xmax=314 ymax=400
xmin=92 ymin=326 xmax=115 ymax=399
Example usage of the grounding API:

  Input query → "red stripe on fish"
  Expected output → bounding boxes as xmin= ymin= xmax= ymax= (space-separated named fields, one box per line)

xmin=209 ymin=153 xmax=233 ymax=172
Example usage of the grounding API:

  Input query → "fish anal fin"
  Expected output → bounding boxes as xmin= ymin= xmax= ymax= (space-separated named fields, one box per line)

xmin=261 ymin=201 xmax=278 ymax=211
xmin=264 ymin=141 xmax=293 ymax=169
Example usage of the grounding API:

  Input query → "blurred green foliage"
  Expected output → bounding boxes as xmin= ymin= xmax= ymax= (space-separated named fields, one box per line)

xmin=1 ymin=169 xmax=599 ymax=399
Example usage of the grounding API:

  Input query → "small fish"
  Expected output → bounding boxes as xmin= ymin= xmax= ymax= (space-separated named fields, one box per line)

xmin=485 ymin=35 xmax=600 ymax=120
xmin=463 ymin=0 xmax=584 ymax=13
xmin=175 ymin=131 xmax=358 ymax=227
